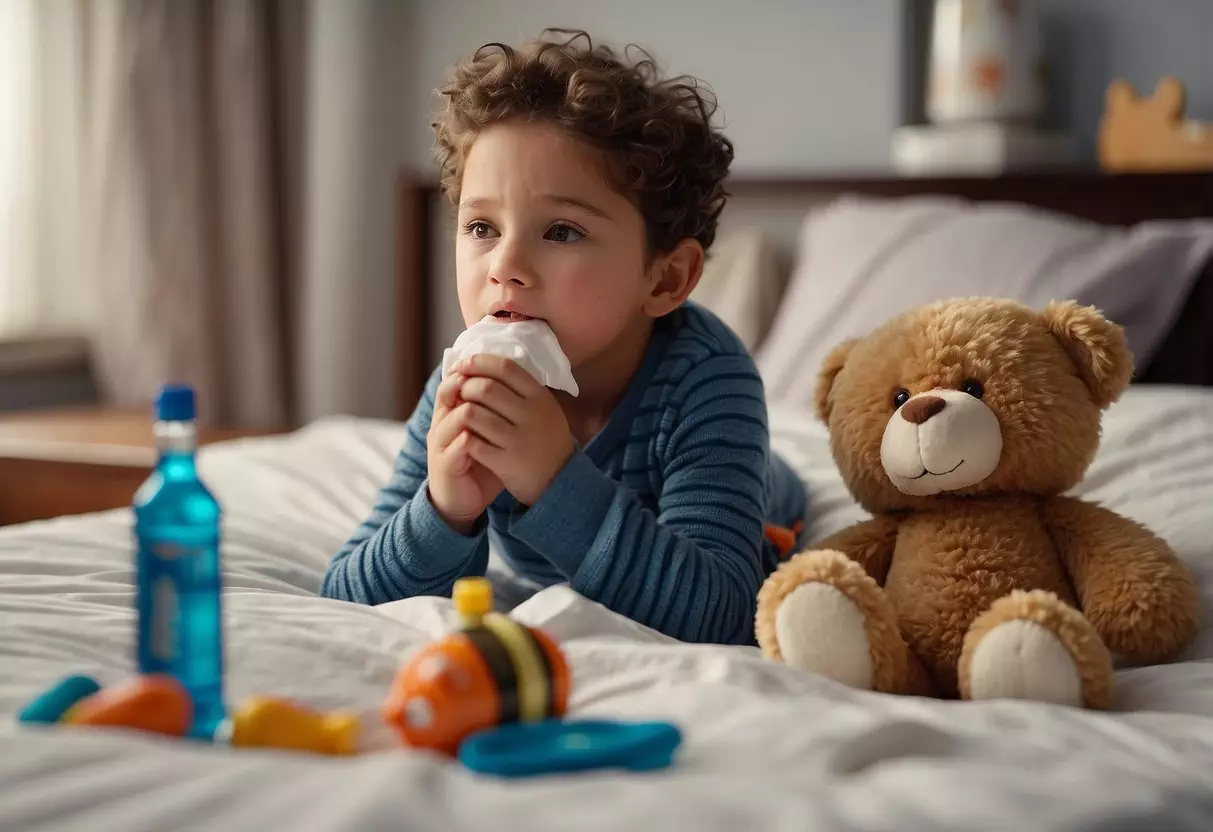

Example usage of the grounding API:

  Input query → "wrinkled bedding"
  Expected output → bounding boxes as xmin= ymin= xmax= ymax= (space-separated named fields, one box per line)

xmin=3 ymin=385 xmax=1213 ymax=831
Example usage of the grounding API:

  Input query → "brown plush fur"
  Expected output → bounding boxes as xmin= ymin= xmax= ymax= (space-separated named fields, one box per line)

xmin=758 ymin=297 xmax=1201 ymax=708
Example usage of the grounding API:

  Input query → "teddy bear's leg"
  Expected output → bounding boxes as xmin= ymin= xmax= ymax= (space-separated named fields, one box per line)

xmin=756 ymin=549 xmax=931 ymax=696
xmin=958 ymin=589 xmax=1114 ymax=709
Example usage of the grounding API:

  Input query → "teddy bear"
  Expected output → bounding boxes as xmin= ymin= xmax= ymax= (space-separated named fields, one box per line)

xmin=755 ymin=297 xmax=1201 ymax=709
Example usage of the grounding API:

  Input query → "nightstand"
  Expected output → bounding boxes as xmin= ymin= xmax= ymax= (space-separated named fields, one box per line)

xmin=0 ymin=408 xmax=276 ymax=526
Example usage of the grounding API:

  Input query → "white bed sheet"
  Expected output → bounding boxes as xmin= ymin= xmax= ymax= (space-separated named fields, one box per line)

xmin=3 ymin=385 xmax=1213 ymax=831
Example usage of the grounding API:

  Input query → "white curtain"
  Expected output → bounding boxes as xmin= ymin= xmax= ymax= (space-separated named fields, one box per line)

xmin=35 ymin=0 xmax=296 ymax=428
xmin=2 ymin=0 xmax=408 ymax=427
xmin=0 ymin=0 xmax=39 ymax=336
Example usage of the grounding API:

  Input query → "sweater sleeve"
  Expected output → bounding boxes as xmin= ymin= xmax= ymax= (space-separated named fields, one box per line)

xmin=320 ymin=369 xmax=490 ymax=604
xmin=507 ymin=354 xmax=770 ymax=644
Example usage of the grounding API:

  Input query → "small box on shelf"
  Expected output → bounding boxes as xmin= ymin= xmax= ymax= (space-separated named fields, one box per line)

xmin=892 ymin=123 xmax=1075 ymax=177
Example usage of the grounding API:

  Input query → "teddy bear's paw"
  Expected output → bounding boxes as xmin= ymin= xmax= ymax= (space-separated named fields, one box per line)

xmin=959 ymin=590 xmax=1114 ymax=710
xmin=774 ymin=581 xmax=873 ymax=688
xmin=964 ymin=618 xmax=1083 ymax=706
xmin=756 ymin=549 xmax=911 ymax=692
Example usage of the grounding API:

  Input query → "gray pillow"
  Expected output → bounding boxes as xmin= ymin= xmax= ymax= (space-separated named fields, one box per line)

xmin=756 ymin=194 xmax=1213 ymax=407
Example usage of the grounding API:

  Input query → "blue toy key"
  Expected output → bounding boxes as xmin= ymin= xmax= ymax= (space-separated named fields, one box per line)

xmin=458 ymin=718 xmax=682 ymax=778
xmin=18 ymin=675 xmax=102 ymax=724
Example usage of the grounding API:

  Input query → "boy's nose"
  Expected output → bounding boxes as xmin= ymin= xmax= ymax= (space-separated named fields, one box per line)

xmin=488 ymin=246 xmax=537 ymax=287
xmin=490 ymin=271 xmax=534 ymax=287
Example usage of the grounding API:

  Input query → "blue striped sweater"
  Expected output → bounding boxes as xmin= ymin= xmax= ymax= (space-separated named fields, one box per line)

xmin=321 ymin=303 xmax=807 ymax=644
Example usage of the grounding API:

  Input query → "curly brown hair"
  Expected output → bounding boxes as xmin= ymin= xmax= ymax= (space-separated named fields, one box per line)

xmin=432 ymin=29 xmax=734 ymax=255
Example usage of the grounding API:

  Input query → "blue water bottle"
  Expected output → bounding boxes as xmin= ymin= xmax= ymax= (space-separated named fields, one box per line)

xmin=133 ymin=384 xmax=225 ymax=738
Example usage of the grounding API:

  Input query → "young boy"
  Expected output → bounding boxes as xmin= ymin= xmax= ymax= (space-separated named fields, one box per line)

xmin=321 ymin=30 xmax=806 ymax=645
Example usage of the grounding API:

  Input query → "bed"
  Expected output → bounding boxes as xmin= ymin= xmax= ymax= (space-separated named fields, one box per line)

xmin=4 ymin=170 xmax=1213 ymax=831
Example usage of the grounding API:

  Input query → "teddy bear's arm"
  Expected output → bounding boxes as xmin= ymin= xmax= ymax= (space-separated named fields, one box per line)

xmin=811 ymin=515 xmax=901 ymax=585
xmin=1041 ymin=495 xmax=1200 ymax=664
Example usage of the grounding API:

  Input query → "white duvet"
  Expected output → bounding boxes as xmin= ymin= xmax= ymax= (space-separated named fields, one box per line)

xmin=3 ymin=385 xmax=1213 ymax=831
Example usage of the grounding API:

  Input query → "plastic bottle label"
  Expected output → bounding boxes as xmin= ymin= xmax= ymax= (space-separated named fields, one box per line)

xmin=151 ymin=575 xmax=179 ymax=663
xmin=135 ymin=536 xmax=210 ymax=675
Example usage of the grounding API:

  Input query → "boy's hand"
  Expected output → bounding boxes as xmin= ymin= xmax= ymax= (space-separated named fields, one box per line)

xmin=427 ymin=372 xmax=505 ymax=534
xmin=451 ymin=354 xmax=575 ymax=506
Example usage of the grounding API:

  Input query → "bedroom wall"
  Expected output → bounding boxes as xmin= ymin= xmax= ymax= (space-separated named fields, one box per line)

xmin=401 ymin=0 xmax=905 ymax=176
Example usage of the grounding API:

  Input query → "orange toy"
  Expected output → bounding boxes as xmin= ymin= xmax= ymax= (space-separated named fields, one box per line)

xmin=63 ymin=674 xmax=192 ymax=737
xmin=382 ymin=578 xmax=571 ymax=757
xmin=765 ymin=521 xmax=804 ymax=561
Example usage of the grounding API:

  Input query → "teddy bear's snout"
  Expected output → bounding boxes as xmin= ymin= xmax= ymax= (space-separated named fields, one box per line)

xmin=899 ymin=395 xmax=946 ymax=425
xmin=880 ymin=388 xmax=1004 ymax=496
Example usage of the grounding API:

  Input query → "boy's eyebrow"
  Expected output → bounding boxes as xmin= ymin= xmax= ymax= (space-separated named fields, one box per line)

xmin=458 ymin=194 xmax=613 ymax=221
xmin=541 ymin=194 xmax=613 ymax=220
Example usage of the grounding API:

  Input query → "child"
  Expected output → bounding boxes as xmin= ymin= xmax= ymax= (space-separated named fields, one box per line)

xmin=321 ymin=29 xmax=807 ymax=645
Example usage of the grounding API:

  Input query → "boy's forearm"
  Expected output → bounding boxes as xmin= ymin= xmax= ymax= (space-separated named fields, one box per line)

xmin=507 ymin=451 xmax=616 ymax=577
xmin=321 ymin=482 xmax=489 ymax=604
xmin=509 ymin=450 xmax=763 ymax=644
xmin=322 ymin=368 xmax=492 ymax=604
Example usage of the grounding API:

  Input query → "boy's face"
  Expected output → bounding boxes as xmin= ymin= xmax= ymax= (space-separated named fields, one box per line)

xmin=454 ymin=120 xmax=659 ymax=371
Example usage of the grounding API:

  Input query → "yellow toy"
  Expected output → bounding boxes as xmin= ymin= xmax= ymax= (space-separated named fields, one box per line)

xmin=217 ymin=696 xmax=361 ymax=756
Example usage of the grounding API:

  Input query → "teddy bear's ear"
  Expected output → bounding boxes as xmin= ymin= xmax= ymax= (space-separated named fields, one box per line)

xmin=814 ymin=338 xmax=858 ymax=423
xmin=1041 ymin=300 xmax=1134 ymax=409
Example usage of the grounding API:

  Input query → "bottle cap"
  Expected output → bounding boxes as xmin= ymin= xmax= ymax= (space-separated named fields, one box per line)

xmin=458 ymin=718 xmax=683 ymax=778
xmin=453 ymin=577 xmax=493 ymax=622
xmin=155 ymin=384 xmax=196 ymax=422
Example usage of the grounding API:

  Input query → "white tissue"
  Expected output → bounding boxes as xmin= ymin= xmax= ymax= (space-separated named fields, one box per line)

xmin=441 ymin=316 xmax=579 ymax=397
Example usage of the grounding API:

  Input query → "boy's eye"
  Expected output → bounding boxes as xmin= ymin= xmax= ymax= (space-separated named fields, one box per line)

xmin=544 ymin=223 xmax=584 ymax=243
xmin=465 ymin=221 xmax=497 ymax=240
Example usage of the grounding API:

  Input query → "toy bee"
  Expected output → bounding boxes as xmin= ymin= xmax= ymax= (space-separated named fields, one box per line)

xmin=382 ymin=578 xmax=570 ymax=756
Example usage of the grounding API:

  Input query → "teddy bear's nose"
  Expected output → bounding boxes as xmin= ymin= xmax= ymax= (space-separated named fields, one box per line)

xmin=900 ymin=395 xmax=946 ymax=425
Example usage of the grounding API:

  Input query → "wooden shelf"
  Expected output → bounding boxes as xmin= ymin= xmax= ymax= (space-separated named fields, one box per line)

xmin=0 ymin=407 xmax=277 ymax=525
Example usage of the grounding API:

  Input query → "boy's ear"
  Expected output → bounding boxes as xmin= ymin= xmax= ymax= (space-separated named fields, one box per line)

xmin=643 ymin=238 xmax=704 ymax=317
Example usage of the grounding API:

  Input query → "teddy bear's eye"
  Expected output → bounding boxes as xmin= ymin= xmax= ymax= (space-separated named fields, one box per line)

xmin=892 ymin=388 xmax=910 ymax=409
xmin=961 ymin=379 xmax=984 ymax=399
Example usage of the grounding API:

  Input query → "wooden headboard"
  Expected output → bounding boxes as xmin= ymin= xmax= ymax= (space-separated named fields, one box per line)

xmin=396 ymin=170 xmax=1213 ymax=420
